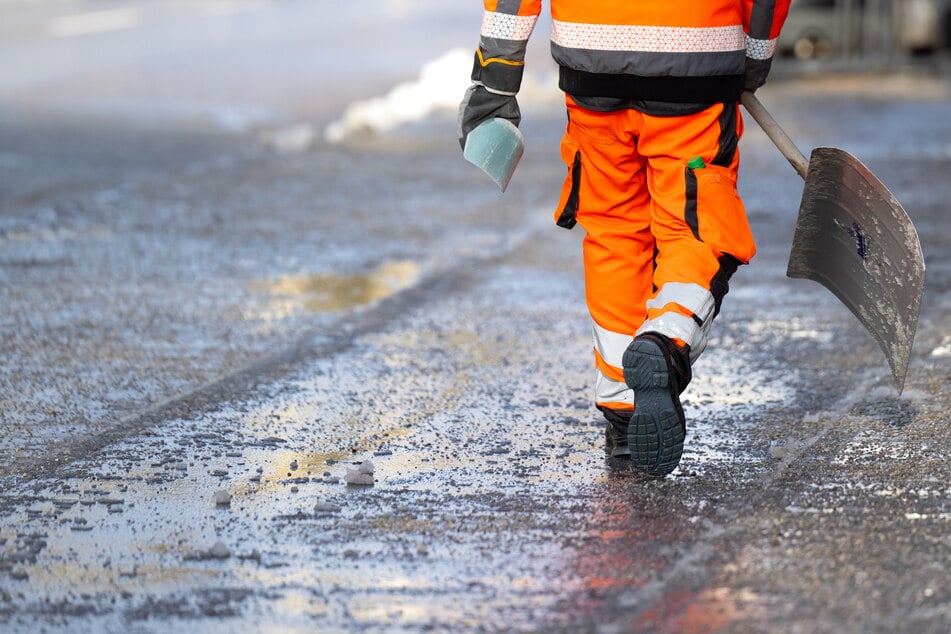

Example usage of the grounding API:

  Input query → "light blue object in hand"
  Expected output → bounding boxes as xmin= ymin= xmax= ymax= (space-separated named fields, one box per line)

xmin=463 ymin=118 xmax=524 ymax=192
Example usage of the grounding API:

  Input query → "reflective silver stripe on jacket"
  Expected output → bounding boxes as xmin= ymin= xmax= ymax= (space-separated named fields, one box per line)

xmin=552 ymin=21 xmax=745 ymax=53
xmin=550 ymin=20 xmax=746 ymax=77
xmin=481 ymin=10 xmax=538 ymax=41
xmin=746 ymin=36 xmax=777 ymax=60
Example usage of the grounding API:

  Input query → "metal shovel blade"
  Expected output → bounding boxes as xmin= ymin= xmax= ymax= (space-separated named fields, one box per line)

xmin=786 ymin=147 xmax=925 ymax=393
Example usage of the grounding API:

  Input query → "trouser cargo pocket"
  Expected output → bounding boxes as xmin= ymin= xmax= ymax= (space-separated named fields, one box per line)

xmin=685 ymin=163 xmax=756 ymax=263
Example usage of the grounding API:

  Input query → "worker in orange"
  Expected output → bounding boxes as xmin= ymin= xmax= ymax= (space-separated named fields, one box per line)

xmin=459 ymin=1 xmax=791 ymax=476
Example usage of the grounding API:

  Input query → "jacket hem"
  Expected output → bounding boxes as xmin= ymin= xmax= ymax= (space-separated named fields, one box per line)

xmin=559 ymin=67 xmax=743 ymax=104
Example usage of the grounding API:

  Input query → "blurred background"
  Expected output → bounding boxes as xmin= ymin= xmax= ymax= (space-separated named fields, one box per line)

xmin=778 ymin=0 xmax=951 ymax=60
xmin=2 ymin=0 xmax=949 ymax=145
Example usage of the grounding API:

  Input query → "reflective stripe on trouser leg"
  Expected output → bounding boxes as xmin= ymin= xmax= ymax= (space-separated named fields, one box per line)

xmin=593 ymin=319 xmax=634 ymax=408
xmin=636 ymin=282 xmax=715 ymax=363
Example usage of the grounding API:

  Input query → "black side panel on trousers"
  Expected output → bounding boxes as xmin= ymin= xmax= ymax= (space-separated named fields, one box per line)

xmin=712 ymin=103 xmax=739 ymax=167
xmin=684 ymin=167 xmax=700 ymax=240
xmin=557 ymin=150 xmax=581 ymax=229
xmin=709 ymin=254 xmax=741 ymax=318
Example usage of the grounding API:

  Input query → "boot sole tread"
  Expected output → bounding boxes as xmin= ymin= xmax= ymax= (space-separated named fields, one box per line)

xmin=622 ymin=339 xmax=685 ymax=476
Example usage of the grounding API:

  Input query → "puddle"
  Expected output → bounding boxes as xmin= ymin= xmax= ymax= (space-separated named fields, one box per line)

xmin=251 ymin=259 xmax=420 ymax=321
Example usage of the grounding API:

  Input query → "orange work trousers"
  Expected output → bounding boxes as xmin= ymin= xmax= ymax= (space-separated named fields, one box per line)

xmin=555 ymin=97 xmax=756 ymax=412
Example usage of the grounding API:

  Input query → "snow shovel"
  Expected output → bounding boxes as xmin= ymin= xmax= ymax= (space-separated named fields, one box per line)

xmin=741 ymin=91 xmax=925 ymax=394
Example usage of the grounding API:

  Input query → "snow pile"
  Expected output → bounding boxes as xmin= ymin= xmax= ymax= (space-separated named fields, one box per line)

xmin=323 ymin=45 xmax=560 ymax=143
xmin=324 ymin=48 xmax=472 ymax=143
xmin=206 ymin=541 xmax=231 ymax=560
xmin=344 ymin=459 xmax=375 ymax=486
xmin=931 ymin=336 xmax=951 ymax=357
xmin=314 ymin=501 xmax=342 ymax=514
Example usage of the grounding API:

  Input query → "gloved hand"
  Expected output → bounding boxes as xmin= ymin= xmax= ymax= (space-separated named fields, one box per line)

xmin=743 ymin=57 xmax=772 ymax=93
xmin=458 ymin=84 xmax=521 ymax=150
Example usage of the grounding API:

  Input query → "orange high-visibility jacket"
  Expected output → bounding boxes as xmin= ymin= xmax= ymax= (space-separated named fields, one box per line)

xmin=474 ymin=0 xmax=791 ymax=103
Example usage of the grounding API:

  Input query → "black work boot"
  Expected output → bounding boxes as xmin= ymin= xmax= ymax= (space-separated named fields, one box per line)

xmin=601 ymin=407 xmax=632 ymax=459
xmin=621 ymin=332 xmax=692 ymax=476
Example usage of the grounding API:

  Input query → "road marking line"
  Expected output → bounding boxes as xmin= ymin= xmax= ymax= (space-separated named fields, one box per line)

xmin=47 ymin=7 xmax=142 ymax=38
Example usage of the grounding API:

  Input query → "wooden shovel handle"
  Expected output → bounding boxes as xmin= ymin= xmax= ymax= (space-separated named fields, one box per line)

xmin=741 ymin=91 xmax=810 ymax=180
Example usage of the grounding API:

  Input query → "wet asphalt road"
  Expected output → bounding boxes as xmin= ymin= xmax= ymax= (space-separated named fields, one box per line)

xmin=1 ymin=77 xmax=949 ymax=633
xmin=2 ymin=3 xmax=951 ymax=632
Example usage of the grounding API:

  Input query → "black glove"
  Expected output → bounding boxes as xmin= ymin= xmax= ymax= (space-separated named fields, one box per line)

xmin=743 ymin=57 xmax=772 ymax=93
xmin=458 ymin=84 xmax=521 ymax=150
